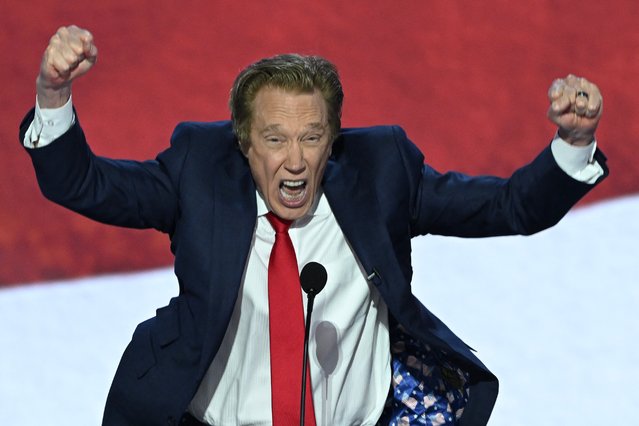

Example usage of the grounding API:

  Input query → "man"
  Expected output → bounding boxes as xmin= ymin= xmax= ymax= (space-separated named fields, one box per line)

xmin=21 ymin=25 xmax=606 ymax=426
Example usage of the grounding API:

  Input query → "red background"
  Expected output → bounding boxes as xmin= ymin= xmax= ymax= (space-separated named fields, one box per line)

xmin=1 ymin=0 xmax=637 ymax=285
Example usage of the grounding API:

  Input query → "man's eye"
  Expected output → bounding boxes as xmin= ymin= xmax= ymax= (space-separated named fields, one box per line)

xmin=306 ymin=135 xmax=321 ymax=142
xmin=266 ymin=137 xmax=282 ymax=143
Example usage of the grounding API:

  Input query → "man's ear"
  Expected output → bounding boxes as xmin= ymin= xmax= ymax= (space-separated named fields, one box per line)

xmin=239 ymin=139 xmax=250 ymax=157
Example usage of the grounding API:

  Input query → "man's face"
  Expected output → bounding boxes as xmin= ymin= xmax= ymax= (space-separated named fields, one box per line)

xmin=246 ymin=86 xmax=332 ymax=221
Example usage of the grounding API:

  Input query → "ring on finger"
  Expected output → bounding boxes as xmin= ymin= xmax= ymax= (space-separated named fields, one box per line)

xmin=576 ymin=91 xmax=589 ymax=99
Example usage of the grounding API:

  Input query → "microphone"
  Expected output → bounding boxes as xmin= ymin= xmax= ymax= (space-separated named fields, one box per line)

xmin=299 ymin=262 xmax=327 ymax=426
xmin=300 ymin=261 xmax=327 ymax=296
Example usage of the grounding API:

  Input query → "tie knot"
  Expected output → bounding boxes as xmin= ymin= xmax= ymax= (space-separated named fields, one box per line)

xmin=266 ymin=212 xmax=292 ymax=234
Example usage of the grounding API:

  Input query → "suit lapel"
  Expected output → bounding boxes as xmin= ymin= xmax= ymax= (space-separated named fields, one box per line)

xmin=200 ymin=150 xmax=257 ymax=371
xmin=322 ymin=159 xmax=390 ymax=282
xmin=322 ymin=157 xmax=423 ymax=338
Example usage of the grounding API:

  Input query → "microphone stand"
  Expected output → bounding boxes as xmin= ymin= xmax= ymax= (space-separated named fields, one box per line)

xmin=300 ymin=292 xmax=316 ymax=426
xmin=299 ymin=261 xmax=327 ymax=426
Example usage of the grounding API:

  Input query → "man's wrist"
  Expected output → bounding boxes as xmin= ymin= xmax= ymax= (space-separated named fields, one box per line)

xmin=557 ymin=128 xmax=595 ymax=147
xmin=36 ymin=76 xmax=71 ymax=109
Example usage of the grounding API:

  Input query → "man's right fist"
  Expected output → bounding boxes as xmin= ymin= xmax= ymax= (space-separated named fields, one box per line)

xmin=37 ymin=25 xmax=97 ymax=108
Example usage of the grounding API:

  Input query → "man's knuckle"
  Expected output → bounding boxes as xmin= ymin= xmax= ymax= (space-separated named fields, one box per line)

xmin=49 ymin=34 xmax=61 ymax=46
xmin=56 ymin=26 xmax=69 ymax=37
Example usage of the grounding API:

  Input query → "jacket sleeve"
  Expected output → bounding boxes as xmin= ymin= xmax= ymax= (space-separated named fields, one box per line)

xmin=392 ymin=126 xmax=610 ymax=238
xmin=19 ymin=108 xmax=192 ymax=234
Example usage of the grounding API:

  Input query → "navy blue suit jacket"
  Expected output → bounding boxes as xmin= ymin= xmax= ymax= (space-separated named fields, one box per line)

xmin=21 ymin=111 xmax=607 ymax=426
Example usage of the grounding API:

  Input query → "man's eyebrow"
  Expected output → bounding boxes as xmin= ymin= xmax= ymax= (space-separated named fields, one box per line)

xmin=305 ymin=122 xmax=326 ymax=131
xmin=259 ymin=124 xmax=282 ymax=134
xmin=259 ymin=123 xmax=327 ymax=134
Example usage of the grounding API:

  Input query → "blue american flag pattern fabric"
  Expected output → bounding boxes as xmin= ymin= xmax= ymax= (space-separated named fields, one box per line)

xmin=378 ymin=324 xmax=470 ymax=425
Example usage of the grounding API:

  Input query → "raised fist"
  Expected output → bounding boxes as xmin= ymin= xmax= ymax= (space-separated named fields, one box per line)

xmin=37 ymin=25 xmax=98 ymax=108
xmin=547 ymin=74 xmax=603 ymax=146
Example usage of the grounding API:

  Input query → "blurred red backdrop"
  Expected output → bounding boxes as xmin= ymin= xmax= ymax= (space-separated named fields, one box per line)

xmin=1 ymin=0 xmax=637 ymax=285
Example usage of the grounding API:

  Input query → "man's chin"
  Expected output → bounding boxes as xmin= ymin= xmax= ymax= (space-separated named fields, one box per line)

xmin=269 ymin=190 xmax=309 ymax=218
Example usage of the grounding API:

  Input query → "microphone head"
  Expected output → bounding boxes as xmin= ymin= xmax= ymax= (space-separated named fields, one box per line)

xmin=300 ymin=262 xmax=327 ymax=296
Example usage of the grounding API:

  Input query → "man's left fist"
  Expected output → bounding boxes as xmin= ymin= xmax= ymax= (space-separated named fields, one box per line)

xmin=547 ymin=74 xmax=603 ymax=146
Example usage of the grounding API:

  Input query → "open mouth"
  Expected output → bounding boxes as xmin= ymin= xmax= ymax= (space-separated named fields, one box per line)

xmin=279 ymin=179 xmax=308 ymax=206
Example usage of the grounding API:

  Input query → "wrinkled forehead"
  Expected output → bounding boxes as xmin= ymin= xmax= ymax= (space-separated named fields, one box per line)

xmin=250 ymin=87 xmax=329 ymax=130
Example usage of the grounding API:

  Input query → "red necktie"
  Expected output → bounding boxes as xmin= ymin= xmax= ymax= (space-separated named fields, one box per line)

xmin=266 ymin=212 xmax=316 ymax=426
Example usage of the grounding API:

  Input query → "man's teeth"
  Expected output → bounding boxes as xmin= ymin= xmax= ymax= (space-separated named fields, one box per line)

xmin=280 ymin=180 xmax=306 ymax=202
xmin=282 ymin=180 xmax=305 ymax=188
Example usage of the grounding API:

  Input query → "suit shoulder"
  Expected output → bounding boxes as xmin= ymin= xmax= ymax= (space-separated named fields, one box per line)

xmin=171 ymin=120 xmax=235 ymax=143
xmin=335 ymin=124 xmax=418 ymax=162
xmin=168 ymin=120 xmax=239 ymax=157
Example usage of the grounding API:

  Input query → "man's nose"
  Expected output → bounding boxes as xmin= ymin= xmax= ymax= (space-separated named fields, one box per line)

xmin=285 ymin=141 xmax=305 ymax=172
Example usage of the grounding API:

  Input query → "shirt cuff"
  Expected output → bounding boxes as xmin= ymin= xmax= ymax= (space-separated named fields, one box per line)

xmin=23 ymin=96 xmax=75 ymax=149
xmin=550 ymin=136 xmax=604 ymax=184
